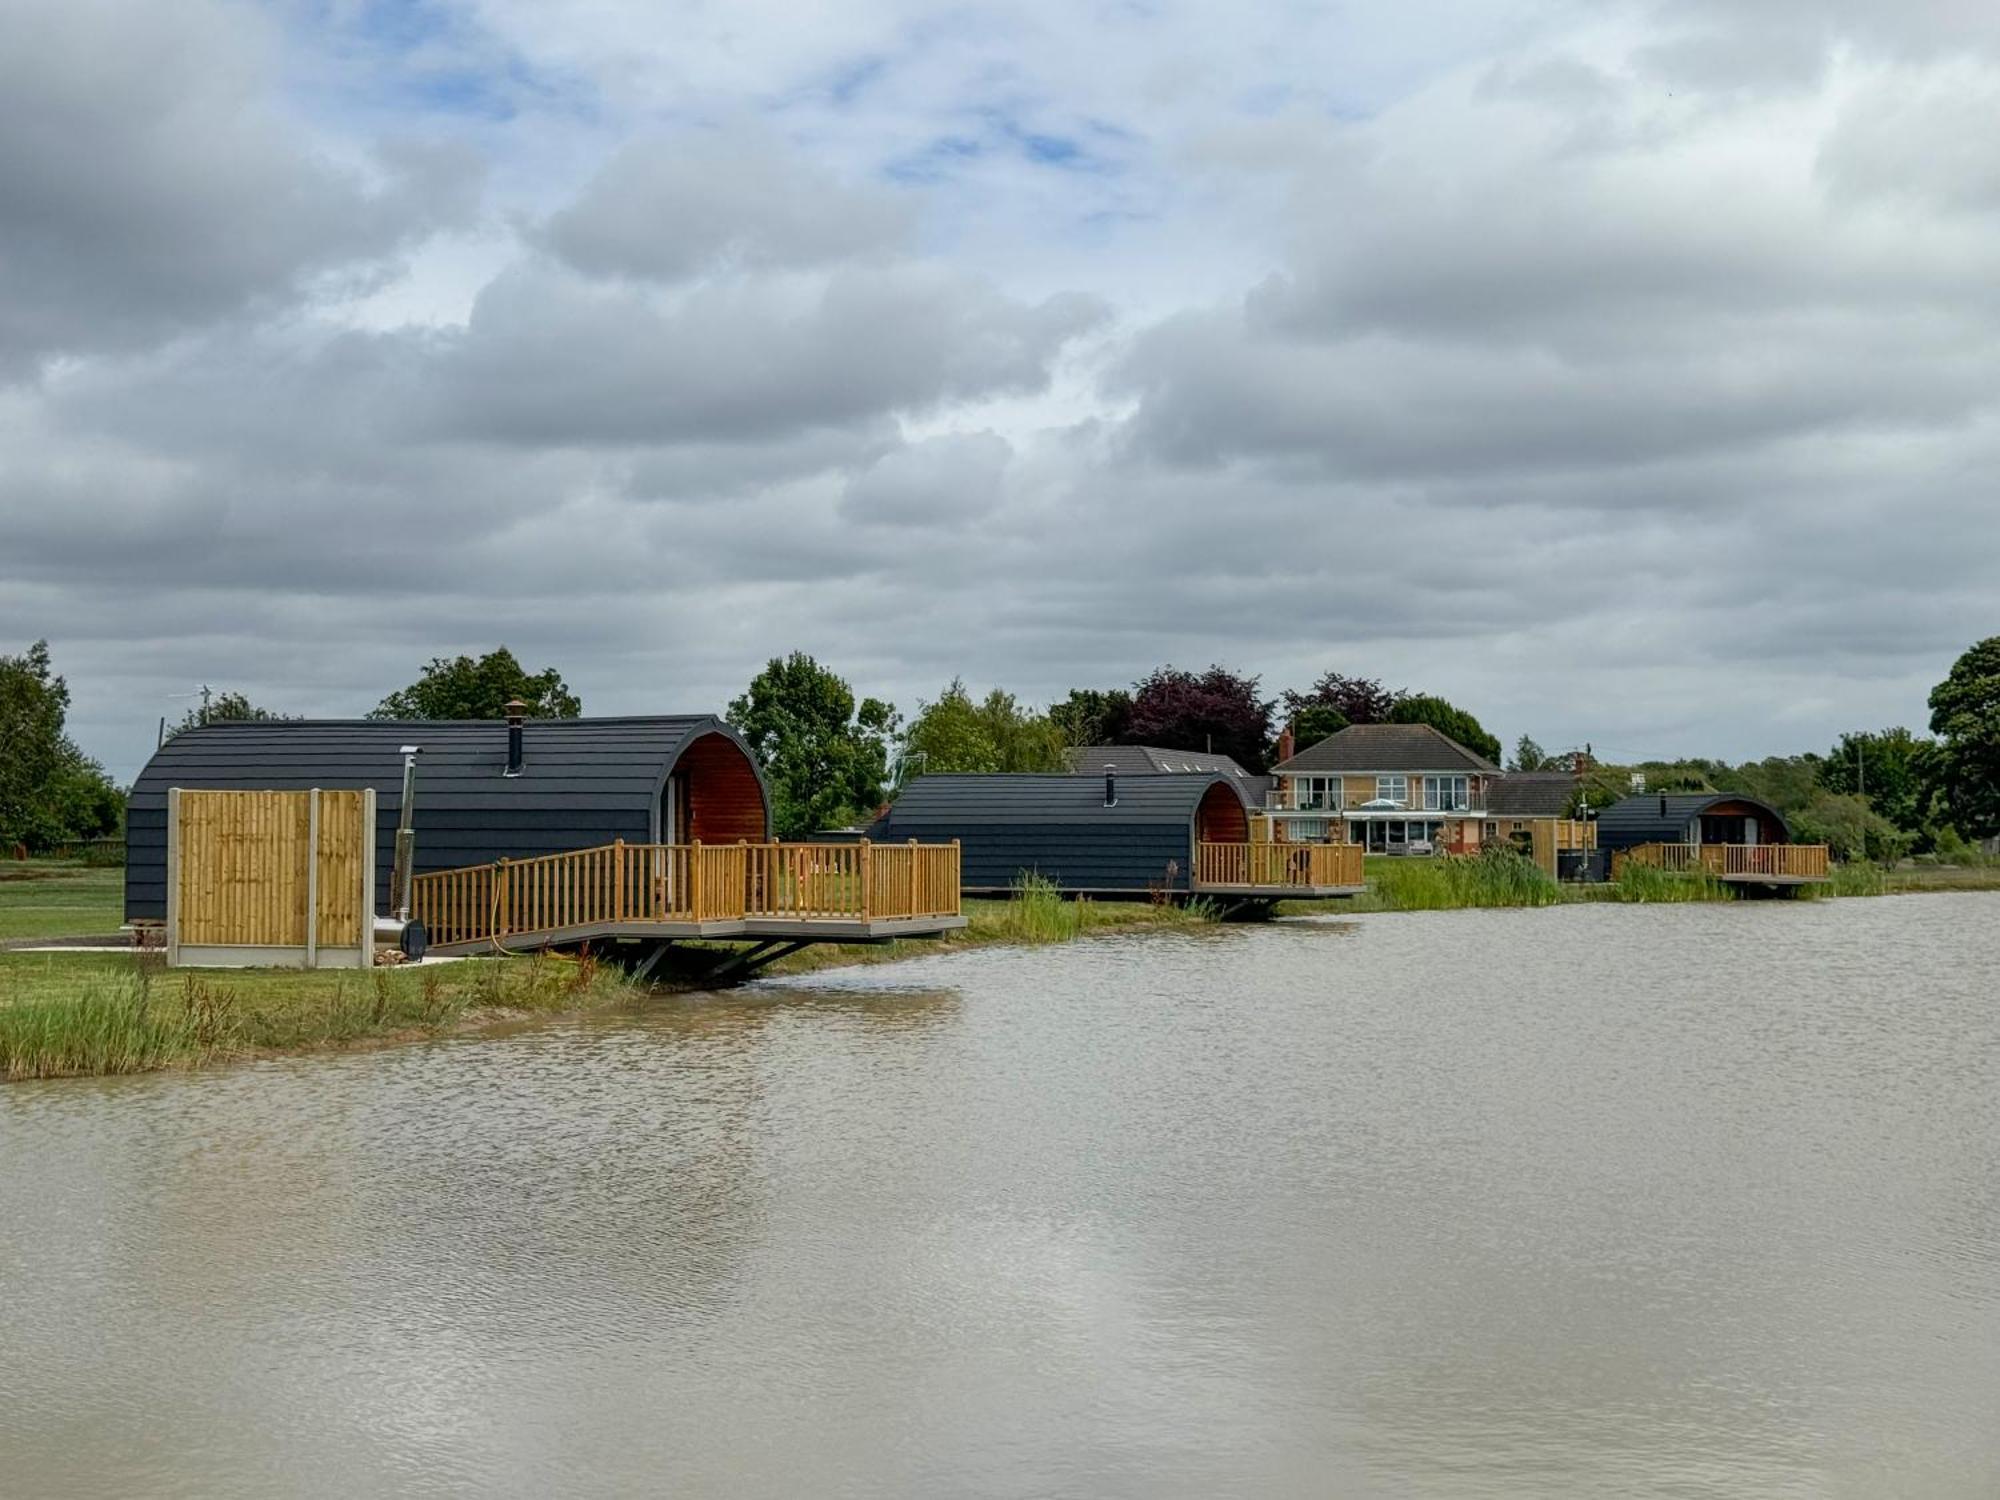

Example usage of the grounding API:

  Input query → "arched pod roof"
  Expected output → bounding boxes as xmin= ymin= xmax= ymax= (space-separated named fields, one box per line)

xmin=124 ymin=716 xmax=769 ymax=921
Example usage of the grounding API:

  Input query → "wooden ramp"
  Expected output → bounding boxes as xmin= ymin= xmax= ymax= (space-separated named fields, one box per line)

xmin=412 ymin=840 xmax=966 ymax=970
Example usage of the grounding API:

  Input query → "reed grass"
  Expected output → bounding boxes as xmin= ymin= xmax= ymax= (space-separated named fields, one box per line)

xmin=1353 ymin=848 xmax=1562 ymax=912
xmin=1609 ymin=862 xmax=1733 ymax=903
xmin=1814 ymin=862 xmax=1889 ymax=898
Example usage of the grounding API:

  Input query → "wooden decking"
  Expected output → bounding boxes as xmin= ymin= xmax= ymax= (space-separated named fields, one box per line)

xmin=412 ymin=839 xmax=966 ymax=956
xmin=1614 ymin=842 xmax=1831 ymax=884
xmin=1194 ymin=841 xmax=1366 ymax=897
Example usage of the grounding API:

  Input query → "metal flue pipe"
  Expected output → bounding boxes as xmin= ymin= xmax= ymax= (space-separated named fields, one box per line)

xmin=372 ymin=745 xmax=428 ymax=960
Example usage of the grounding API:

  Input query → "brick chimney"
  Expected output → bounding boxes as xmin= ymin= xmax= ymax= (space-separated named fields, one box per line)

xmin=1276 ymin=724 xmax=1296 ymax=765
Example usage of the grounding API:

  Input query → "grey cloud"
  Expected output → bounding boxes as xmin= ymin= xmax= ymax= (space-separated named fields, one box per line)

xmin=422 ymin=262 xmax=1104 ymax=446
xmin=840 ymin=432 xmax=1012 ymax=525
xmin=0 ymin=0 xmax=481 ymax=377
xmin=539 ymin=129 xmax=914 ymax=281
xmin=1819 ymin=64 xmax=2000 ymax=212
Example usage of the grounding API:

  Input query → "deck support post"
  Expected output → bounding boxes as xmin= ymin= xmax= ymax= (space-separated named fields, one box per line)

xmin=706 ymin=938 xmax=811 ymax=985
xmin=629 ymin=939 xmax=672 ymax=984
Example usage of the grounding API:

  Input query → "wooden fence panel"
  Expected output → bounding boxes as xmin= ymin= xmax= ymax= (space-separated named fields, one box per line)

xmin=169 ymin=788 xmax=373 ymax=966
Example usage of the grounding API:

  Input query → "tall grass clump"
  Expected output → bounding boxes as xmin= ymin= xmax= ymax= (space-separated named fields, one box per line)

xmin=1824 ymin=861 xmax=1888 ymax=898
xmin=1611 ymin=861 xmax=1732 ymax=903
xmin=996 ymin=873 xmax=1086 ymax=944
xmin=0 ymin=972 xmax=218 ymax=1080
xmin=1366 ymin=846 xmax=1561 ymax=911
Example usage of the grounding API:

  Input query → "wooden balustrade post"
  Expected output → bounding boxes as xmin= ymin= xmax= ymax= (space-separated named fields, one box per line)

xmin=613 ymin=838 xmax=625 ymax=920
xmin=908 ymin=839 xmax=920 ymax=916
xmin=496 ymin=858 xmax=511 ymax=938
xmin=689 ymin=840 xmax=703 ymax=921
xmin=858 ymin=838 xmax=873 ymax=917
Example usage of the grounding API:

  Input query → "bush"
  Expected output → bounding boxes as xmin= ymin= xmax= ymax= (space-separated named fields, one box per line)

xmin=1790 ymin=793 xmax=1910 ymax=864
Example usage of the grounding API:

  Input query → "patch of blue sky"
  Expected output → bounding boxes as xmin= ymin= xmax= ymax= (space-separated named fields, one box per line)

xmin=275 ymin=0 xmax=598 ymax=127
xmin=992 ymin=110 xmax=1129 ymax=175
xmin=885 ymin=135 xmax=987 ymax=184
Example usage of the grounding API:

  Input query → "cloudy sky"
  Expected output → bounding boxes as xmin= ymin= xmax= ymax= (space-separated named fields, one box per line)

xmin=5 ymin=0 xmax=1998 ymax=780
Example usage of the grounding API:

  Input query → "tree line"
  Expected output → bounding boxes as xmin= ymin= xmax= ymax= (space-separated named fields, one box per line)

xmin=6 ymin=638 xmax=1998 ymax=855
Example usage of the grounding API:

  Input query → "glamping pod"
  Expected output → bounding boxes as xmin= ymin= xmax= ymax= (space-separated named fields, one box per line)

xmin=1596 ymin=792 xmax=1830 ymax=885
xmin=125 ymin=715 xmax=769 ymax=926
xmin=872 ymin=772 xmax=1364 ymax=904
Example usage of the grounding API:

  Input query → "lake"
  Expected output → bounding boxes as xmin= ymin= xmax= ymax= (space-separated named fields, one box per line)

xmin=3 ymin=895 xmax=1996 ymax=1497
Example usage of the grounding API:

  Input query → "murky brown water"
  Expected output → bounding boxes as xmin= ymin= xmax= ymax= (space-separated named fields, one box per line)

xmin=3 ymin=895 xmax=1997 ymax=1497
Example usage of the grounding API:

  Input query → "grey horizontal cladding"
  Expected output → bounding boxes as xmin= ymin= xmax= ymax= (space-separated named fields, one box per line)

xmin=878 ymin=819 xmax=1194 ymax=892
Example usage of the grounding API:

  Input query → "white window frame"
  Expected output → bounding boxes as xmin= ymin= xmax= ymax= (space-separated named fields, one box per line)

xmin=1375 ymin=775 xmax=1408 ymax=806
xmin=1423 ymin=775 xmax=1469 ymax=812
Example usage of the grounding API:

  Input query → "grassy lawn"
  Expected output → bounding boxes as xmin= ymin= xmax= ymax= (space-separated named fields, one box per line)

xmin=0 ymin=861 xmax=125 ymax=941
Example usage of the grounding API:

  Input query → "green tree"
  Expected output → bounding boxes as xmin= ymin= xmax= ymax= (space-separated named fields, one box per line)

xmin=902 ymin=679 xmax=995 ymax=775
xmin=0 ymin=641 xmax=123 ymax=848
xmin=1511 ymin=735 xmax=1552 ymax=771
xmin=727 ymin=653 xmax=897 ymax=837
xmin=1927 ymin=638 xmax=2000 ymax=839
xmin=1285 ymin=704 xmax=1349 ymax=754
xmin=903 ymin=679 xmax=1066 ymax=776
xmin=1816 ymin=728 xmax=1932 ymax=835
xmin=1048 ymin=688 xmax=1133 ymax=749
xmin=371 ymin=647 xmax=581 ymax=720
xmin=1387 ymin=694 xmax=1502 ymax=763
xmin=165 ymin=690 xmax=291 ymax=739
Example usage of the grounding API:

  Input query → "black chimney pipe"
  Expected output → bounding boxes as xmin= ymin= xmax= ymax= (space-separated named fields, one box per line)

xmin=1103 ymin=765 xmax=1117 ymax=807
xmin=505 ymin=698 xmax=526 ymax=776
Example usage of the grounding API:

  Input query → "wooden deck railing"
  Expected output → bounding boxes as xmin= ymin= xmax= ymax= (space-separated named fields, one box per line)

xmin=1195 ymin=841 xmax=1365 ymax=889
xmin=1618 ymin=843 xmax=1830 ymax=880
xmin=411 ymin=839 xmax=962 ymax=948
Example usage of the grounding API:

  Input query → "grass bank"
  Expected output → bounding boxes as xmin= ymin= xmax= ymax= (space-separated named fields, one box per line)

xmin=0 ymin=949 xmax=643 ymax=1081
xmin=1 ymin=875 xmax=1217 ymax=1079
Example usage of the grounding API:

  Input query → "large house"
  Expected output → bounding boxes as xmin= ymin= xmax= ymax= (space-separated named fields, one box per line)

xmin=1264 ymin=723 xmax=1510 ymax=853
